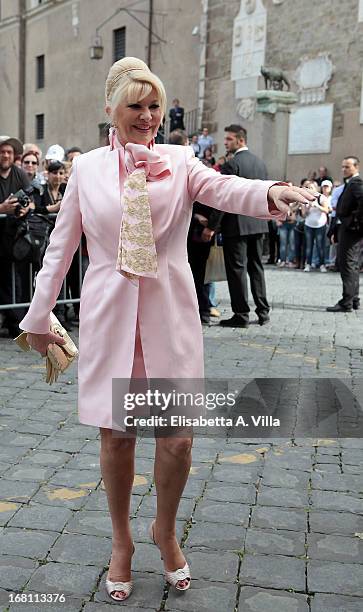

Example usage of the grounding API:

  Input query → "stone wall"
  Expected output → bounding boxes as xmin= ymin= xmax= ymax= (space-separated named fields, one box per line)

xmin=0 ymin=0 xmax=201 ymax=153
xmin=203 ymin=0 xmax=363 ymax=182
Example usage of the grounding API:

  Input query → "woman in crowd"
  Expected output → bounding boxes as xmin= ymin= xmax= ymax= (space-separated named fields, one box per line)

xmin=21 ymin=151 xmax=39 ymax=182
xmin=202 ymin=146 xmax=215 ymax=167
xmin=303 ymin=180 xmax=331 ymax=272
xmin=37 ymin=161 xmax=66 ymax=215
xmin=20 ymin=152 xmax=42 ymax=209
xmin=276 ymin=212 xmax=296 ymax=267
xmin=18 ymin=57 xmax=316 ymax=603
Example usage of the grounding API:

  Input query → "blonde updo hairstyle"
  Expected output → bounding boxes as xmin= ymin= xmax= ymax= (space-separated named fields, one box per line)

xmin=105 ymin=57 xmax=167 ymax=127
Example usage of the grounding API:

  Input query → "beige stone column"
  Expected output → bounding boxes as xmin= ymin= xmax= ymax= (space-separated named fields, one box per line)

xmin=255 ymin=90 xmax=298 ymax=181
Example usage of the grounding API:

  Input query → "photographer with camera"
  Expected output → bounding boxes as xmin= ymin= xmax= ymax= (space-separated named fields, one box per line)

xmin=0 ymin=135 xmax=33 ymax=337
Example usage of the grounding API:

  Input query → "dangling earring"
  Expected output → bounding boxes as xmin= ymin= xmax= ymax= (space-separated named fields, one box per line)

xmin=108 ymin=125 xmax=117 ymax=150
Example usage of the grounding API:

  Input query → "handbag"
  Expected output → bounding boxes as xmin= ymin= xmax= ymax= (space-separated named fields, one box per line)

xmin=12 ymin=213 xmax=54 ymax=265
xmin=14 ymin=313 xmax=79 ymax=385
xmin=205 ymin=240 xmax=227 ymax=283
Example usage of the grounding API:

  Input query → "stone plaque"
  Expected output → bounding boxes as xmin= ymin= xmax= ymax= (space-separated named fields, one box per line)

xmin=288 ymin=104 xmax=334 ymax=154
xmin=231 ymin=0 xmax=267 ymax=98
xmin=294 ymin=54 xmax=333 ymax=105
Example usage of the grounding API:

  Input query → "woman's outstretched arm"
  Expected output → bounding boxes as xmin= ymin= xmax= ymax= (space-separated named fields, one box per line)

xmin=185 ymin=147 xmax=316 ymax=219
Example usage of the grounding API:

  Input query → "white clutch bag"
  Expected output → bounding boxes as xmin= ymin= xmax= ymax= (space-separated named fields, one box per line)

xmin=14 ymin=312 xmax=79 ymax=385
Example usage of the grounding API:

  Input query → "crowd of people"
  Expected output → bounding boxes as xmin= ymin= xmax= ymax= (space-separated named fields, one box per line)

xmin=267 ymin=165 xmax=363 ymax=275
xmin=167 ymin=119 xmax=362 ymax=325
xmin=1 ymin=118 xmax=362 ymax=337
xmin=0 ymin=135 xmax=84 ymax=337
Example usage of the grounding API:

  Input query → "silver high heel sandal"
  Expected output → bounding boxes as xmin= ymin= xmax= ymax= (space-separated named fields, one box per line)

xmin=149 ymin=521 xmax=191 ymax=592
xmin=105 ymin=545 xmax=135 ymax=602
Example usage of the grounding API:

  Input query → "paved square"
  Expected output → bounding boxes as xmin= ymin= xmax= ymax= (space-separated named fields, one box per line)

xmin=1 ymin=270 xmax=362 ymax=610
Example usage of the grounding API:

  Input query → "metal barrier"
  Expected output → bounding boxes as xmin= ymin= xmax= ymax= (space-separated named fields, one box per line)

xmin=0 ymin=213 xmax=86 ymax=311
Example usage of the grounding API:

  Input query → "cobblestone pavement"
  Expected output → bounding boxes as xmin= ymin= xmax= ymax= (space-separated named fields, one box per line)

xmin=0 ymin=267 xmax=362 ymax=611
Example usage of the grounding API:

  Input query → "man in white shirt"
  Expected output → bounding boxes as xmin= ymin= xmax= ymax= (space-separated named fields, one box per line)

xmin=197 ymin=127 xmax=214 ymax=159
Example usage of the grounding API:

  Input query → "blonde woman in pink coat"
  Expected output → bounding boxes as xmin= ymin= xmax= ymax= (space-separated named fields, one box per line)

xmin=19 ymin=57 xmax=317 ymax=602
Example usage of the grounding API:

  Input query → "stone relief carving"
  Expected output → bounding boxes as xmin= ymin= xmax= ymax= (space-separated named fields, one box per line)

xmin=231 ymin=0 xmax=266 ymax=98
xmin=294 ymin=53 xmax=334 ymax=105
xmin=237 ymin=98 xmax=255 ymax=120
xmin=245 ymin=0 xmax=256 ymax=14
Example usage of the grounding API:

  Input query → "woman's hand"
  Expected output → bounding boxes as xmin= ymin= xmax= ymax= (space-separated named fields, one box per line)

xmin=26 ymin=331 xmax=66 ymax=357
xmin=268 ymin=185 xmax=318 ymax=215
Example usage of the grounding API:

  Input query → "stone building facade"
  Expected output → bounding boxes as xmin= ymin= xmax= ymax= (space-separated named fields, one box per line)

xmin=0 ymin=0 xmax=202 ymax=153
xmin=203 ymin=0 xmax=363 ymax=182
xmin=1 ymin=0 xmax=362 ymax=183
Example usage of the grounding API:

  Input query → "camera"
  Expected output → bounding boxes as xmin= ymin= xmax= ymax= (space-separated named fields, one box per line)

xmin=13 ymin=185 xmax=34 ymax=217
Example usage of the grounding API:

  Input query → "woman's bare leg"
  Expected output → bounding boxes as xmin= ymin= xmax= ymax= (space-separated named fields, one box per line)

xmin=100 ymin=428 xmax=136 ymax=599
xmin=153 ymin=435 xmax=193 ymax=586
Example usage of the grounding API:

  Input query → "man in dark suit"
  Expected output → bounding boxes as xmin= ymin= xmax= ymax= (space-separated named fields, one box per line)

xmin=327 ymin=156 xmax=363 ymax=312
xmin=169 ymin=99 xmax=185 ymax=132
xmin=208 ymin=124 xmax=270 ymax=328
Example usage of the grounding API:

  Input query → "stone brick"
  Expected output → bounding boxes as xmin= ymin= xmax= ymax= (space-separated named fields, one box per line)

xmin=211 ymin=464 xmax=261 ymax=484
xmin=311 ymin=490 xmax=363 ymax=514
xmin=20 ymin=450 xmax=70 ymax=468
xmin=166 ymin=579 xmax=237 ymax=611
xmin=31 ymin=484 xmax=91 ymax=510
xmin=308 ymin=560 xmax=363 ymax=596
xmin=0 ymin=500 xmax=20 ymax=526
xmin=307 ymin=533 xmax=363 ymax=564
xmin=261 ymin=467 xmax=310 ymax=489
xmin=251 ymin=506 xmax=307 ymax=532
xmin=240 ymin=554 xmax=305 ymax=591
xmin=65 ymin=454 xmax=100 ymax=471
xmin=245 ymin=527 xmax=305 ymax=557
xmin=185 ymin=521 xmax=245 ymax=551
xmin=257 ymin=484 xmax=308 ymax=508
xmin=49 ymin=533 xmax=111 ymax=566
xmin=65 ymin=510 xmax=112 ymax=537
xmin=0 ymin=528 xmax=59 ymax=559
xmin=4 ymin=465 xmax=56 ymax=482
xmin=311 ymin=593 xmax=363 ymax=611
xmin=309 ymin=510 xmax=362 ymax=536
xmin=194 ymin=500 xmax=250 ymax=526
xmin=8 ymin=502 xmax=72 ymax=532
xmin=48 ymin=469 xmax=101 ymax=489
xmin=204 ymin=481 xmax=256 ymax=504
xmin=238 ymin=586 xmax=309 ymax=612
xmin=0 ymin=555 xmax=38 ymax=591
xmin=26 ymin=562 xmax=101 ymax=597
xmin=0 ymin=479 xmax=40 ymax=503
xmin=185 ymin=550 xmax=238 ymax=583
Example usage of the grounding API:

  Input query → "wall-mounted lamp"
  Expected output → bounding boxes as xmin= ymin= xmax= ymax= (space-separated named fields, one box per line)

xmin=89 ymin=35 xmax=104 ymax=59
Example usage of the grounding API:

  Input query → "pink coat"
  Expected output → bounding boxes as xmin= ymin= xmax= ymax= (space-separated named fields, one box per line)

xmin=19 ymin=143 xmax=281 ymax=429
